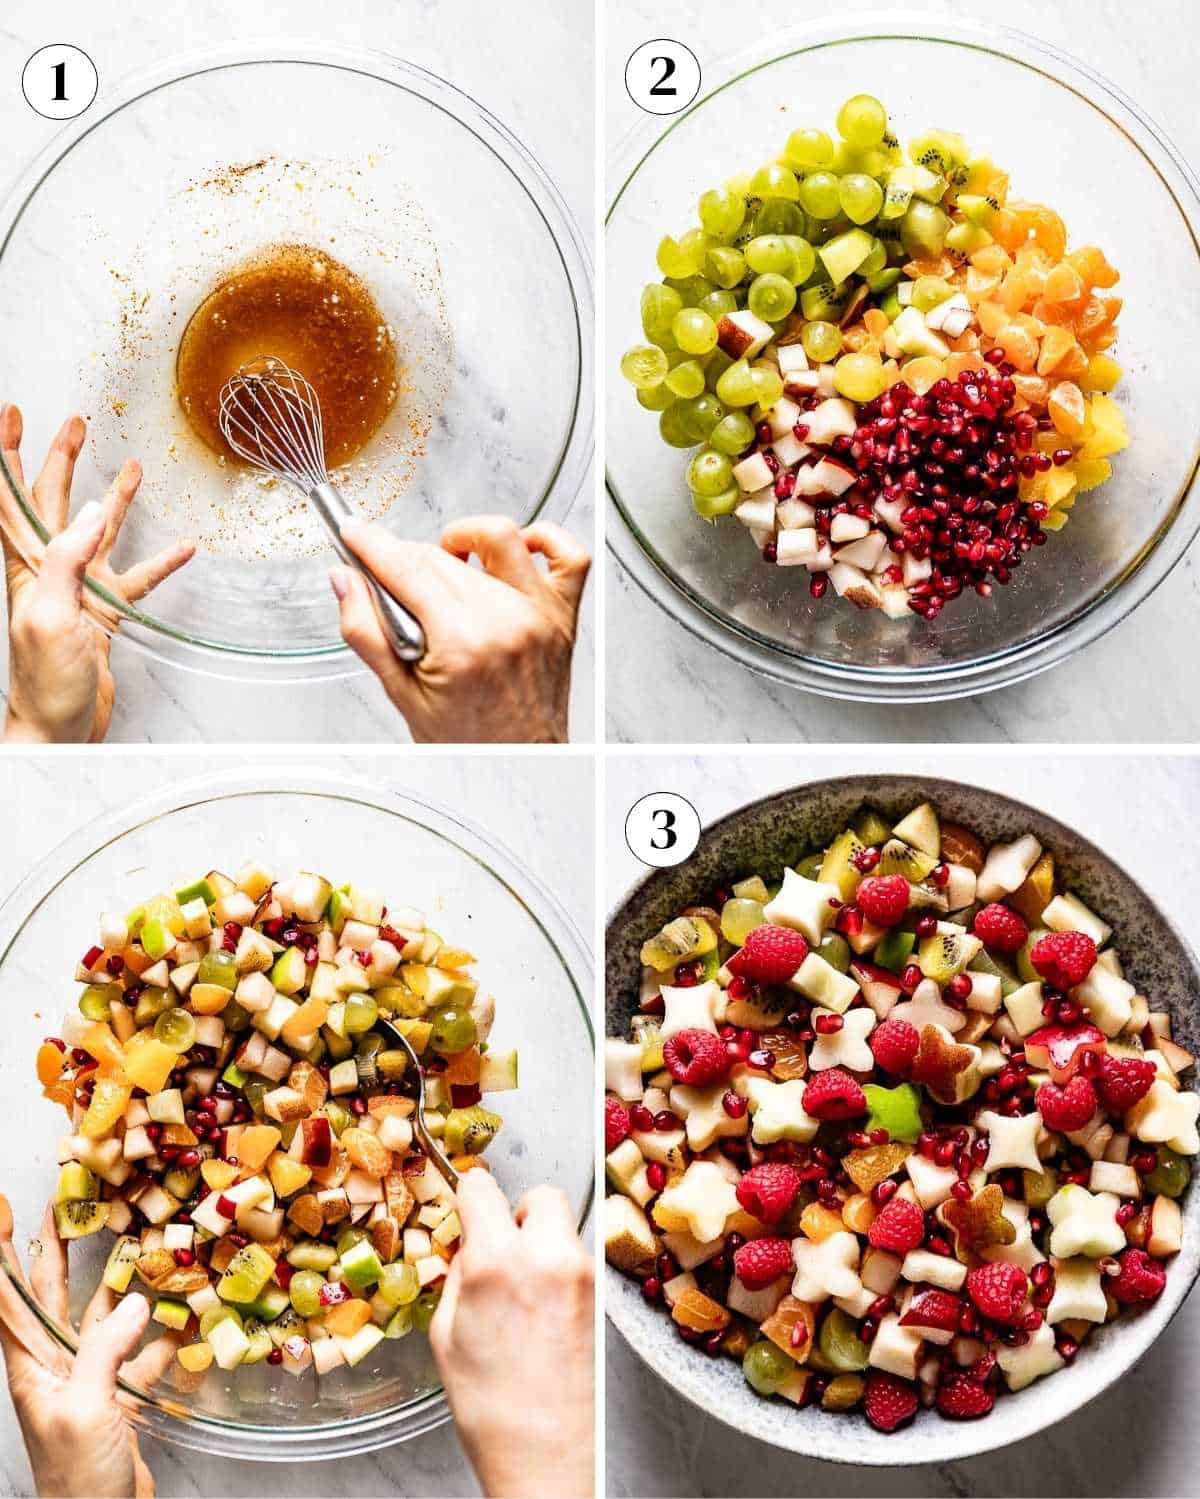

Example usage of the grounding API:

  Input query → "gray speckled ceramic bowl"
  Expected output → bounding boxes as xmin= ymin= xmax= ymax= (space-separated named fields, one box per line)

xmin=605 ymin=775 xmax=1200 ymax=1465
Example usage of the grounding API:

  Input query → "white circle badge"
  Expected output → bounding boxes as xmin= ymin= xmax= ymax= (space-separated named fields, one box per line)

xmin=624 ymin=39 xmax=701 ymax=117
xmin=625 ymin=792 xmax=702 ymax=868
xmin=22 ymin=44 xmax=98 ymax=121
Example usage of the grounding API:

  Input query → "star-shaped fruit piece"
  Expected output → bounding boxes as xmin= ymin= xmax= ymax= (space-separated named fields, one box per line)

xmin=891 ymin=979 xmax=967 ymax=1035
xmin=977 ymin=1201 xmax=1046 ymax=1272
xmin=1045 ymin=1184 xmax=1124 ymax=1259
xmin=1045 ymin=1257 xmax=1107 ymax=1324
xmin=862 ymin=1082 xmax=923 ymax=1144
xmin=652 ymin=1160 xmax=740 ymax=1244
xmin=995 ymin=1321 xmax=1064 ymax=1392
xmin=940 ymin=1183 xmax=1016 ymax=1258
xmin=845 ymin=1140 xmax=913 ymax=1194
xmin=792 ymin=1229 xmax=861 ymax=1302
xmin=669 ymin=1082 xmax=750 ymax=1151
xmin=660 ymin=980 xmax=721 ymax=1040
xmin=1126 ymin=1079 xmax=1200 ymax=1155
xmin=763 ymin=869 xmax=841 ymax=946
xmin=910 ymin=1024 xmax=983 ymax=1105
xmin=743 ymin=1077 xmax=819 ymax=1146
xmin=976 ymin=1108 xmax=1044 ymax=1173
xmin=809 ymin=1007 xmax=875 ymax=1072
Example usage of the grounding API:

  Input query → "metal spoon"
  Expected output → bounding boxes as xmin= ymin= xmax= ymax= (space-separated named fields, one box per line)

xmin=374 ymin=1018 xmax=459 ymax=1190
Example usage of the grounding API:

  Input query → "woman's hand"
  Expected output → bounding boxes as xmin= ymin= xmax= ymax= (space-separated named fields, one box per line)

xmin=431 ymin=1172 xmax=594 ymax=1498
xmin=0 ymin=1196 xmax=182 ymax=1497
xmin=330 ymin=515 xmax=590 ymax=743
xmin=1 ymin=405 xmax=194 ymax=744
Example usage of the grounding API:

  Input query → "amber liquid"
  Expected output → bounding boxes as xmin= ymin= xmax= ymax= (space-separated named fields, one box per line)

xmin=176 ymin=245 xmax=398 ymax=469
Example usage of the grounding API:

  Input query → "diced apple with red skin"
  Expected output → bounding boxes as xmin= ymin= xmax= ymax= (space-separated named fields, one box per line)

xmin=829 ymin=562 xmax=882 ymax=610
xmin=849 ymin=961 xmax=905 ymax=1019
xmin=808 ymin=457 xmax=857 ymax=496
xmin=1024 ymin=1024 xmax=1107 ymax=1084
xmin=299 ymin=1116 xmax=333 ymax=1168
xmin=716 ymin=310 xmax=773 ymax=360
xmin=802 ymin=398 xmax=857 ymax=447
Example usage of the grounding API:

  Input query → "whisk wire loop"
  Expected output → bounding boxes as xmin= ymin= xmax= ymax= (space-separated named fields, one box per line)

xmin=217 ymin=356 xmax=330 ymax=493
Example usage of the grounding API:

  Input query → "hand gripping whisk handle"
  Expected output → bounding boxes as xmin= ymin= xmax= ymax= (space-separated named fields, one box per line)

xmin=309 ymin=483 xmax=425 ymax=663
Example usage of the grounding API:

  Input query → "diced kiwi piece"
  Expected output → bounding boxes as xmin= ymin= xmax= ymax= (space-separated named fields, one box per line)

xmin=853 ymin=808 xmax=893 ymax=847
xmin=726 ymin=986 xmax=792 ymax=1030
xmin=153 ymin=1298 xmax=191 ymax=1332
xmin=917 ymin=931 xmax=982 ymax=984
xmin=163 ymin=1166 xmax=200 ymax=1201
xmin=819 ymin=829 xmax=866 ymax=902
xmin=969 ymin=949 xmax=1020 ymax=998
xmin=819 ymin=1308 xmax=870 ymax=1372
xmin=877 ymin=838 xmax=936 ymax=883
xmin=790 ymin=851 xmax=825 ymax=881
xmin=799 ymin=281 xmax=851 ymax=324
xmin=53 ymin=1200 xmax=109 ymax=1240
xmin=56 ymin=1162 xmax=98 ymax=1203
xmin=217 ymin=1244 xmax=277 ymax=1304
xmin=175 ymin=878 xmax=216 ymax=908
xmin=630 ymin=1016 xmax=664 ymax=1073
xmin=241 ymin=1317 xmax=275 ymax=1364
xmin=1022 ymin=1165 xmax=1059 ymax=1210
xmin=103 ymin=1236 xmax=141 ymax=1294
xmin=640 ymin=916 xmax=715 ymax=972
xmin=443 ymin=1105 xmax=503 ymax=1156
xmin=374 ymin=984 xmax=428 ymax=1020
xmin=874 ymin=930 xmax=916 ymax=973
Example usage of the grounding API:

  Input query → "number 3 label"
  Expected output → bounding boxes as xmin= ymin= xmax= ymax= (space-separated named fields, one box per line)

xmin=624 ymin=40 xmax=701 ymax=117
xmin=625 ymin=793 xmax=702 ymax=868
xmin=22 ymin=44 xmax=98 ymax=121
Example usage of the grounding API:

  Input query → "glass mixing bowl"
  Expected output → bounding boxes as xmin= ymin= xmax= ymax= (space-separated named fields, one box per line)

xmin=606 ymin=17 xmax=1200 ymax=701
xmin=0 ymin=41 xmax=592 ymax=682
xmin=0 ymin=769 xmax=594 ymax=1459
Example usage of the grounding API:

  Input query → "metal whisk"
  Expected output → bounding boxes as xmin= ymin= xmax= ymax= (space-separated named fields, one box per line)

xmin=218 ymin=356 xmax=425 ymax=662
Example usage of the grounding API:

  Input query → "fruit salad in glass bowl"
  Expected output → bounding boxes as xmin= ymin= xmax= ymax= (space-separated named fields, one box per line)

xmin=604 ymin=800 xmax=1194 ymax=1432
xmin=619 ymin=93 xmax=1128 ymax=622
xmin=37 ymin=863 xmax=516 ymax=1384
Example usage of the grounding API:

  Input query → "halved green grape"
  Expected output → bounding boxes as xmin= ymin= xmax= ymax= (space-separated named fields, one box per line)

xmin=721 ymin=898 xmax=766 ymax=945
xmin=798 ymin=171 xmax=841 ymax=221
xmin=698 ymin=289 xmax=737 ymax=323
xmin=749 ymin=365 xmax=784 ymax=407
xmin=664 ymin=274 xmax=715 ymax=308
xmin=665 ymin=359 xmax=706 ymax=399
xmin=79 ymin=985 xmax=118 ymax=1022
xmin=677 ymin=393 xmax=726 ymax=441
xmin=800 ymin=320 xmax=843 ymax=363
xmin=749 ymin=162 xmax=799 ymax=201
xmin=619 ymin=345 xmax=669 ymax=390
xmin=413 ymin=1289 xmax=441 ymax=1334
xmin=708 ymin=411 xmax=756 ymax=455
xmin=714 ymin=360 xmax=759 ymax=408
xmin=753 ymin=199 xmax=806 ymax=238
xmin=197 ymin=950 xmax=237 ymax=990
xmin=747 ymin=273 xmax=796 ymax=323
xmin=288 ymin=1270 xmax=325 ymax=1318
xmin=838 ymin=172 xmax=884 ymax=226
xmin=343 ymin=991 xmax=379 ymax=1035
xmin=779 ymin=235 xmax=816 ymax=284
xmin=832 ymin=141 xmax=892 ymax=179
xmin=686 ymin=448 xmax=735 ymax=498
xmin=836 ymin=94 xmax=887 ymax=149
xmin=691 ymin=484 xmax=740 ymax=521
xmin=672 ymin=307 xmax=719 ymax=356
xmin=429 ymin=1006 xmax=478 ymax=1057
xmin=820 ymin=1308 xmax=870 ymax=1371
xmin=743 ymin=1339 xmax=794 ymax=1396
xmin=698 ymin=186 xmax=746 ymax=239
xmin=656 ymin=234 xmax=702 ymax=279
xmin=833 ymin=352 xmax=888 ymax=403
xmin=704 ymin=346 xmax=734 ymax=387
xmin=783 ymin=127 xmax=835 ymax=171
xmin=154 ymin=1008 xmax=197 ymax=1054
xmin=636 ymin=383 xmax=675 ymax=412
xmin=819 ymin=932 xmax=852 ymax=973
xmin=705 ymin=246 xmax=746 ymax=290
xmin=640 ymin=282 xmax=683 ymax=340
xmin=1147 ymin=1147 xmax=1191 ymax=1199
xmin=379 ymin=1262 xmax=421 ymax=1308
xmin=659 ymin=405 xmax=697 ymax=448
xmin=911 ymin=275 xmax=955 ymax=312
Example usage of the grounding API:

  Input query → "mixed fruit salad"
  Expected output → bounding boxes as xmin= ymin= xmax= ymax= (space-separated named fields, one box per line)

xmin=619 ymin=93 xmax=1129 ymax=621
xmin=36 ymin=863 xmax=516 ymax=1385
xmin=605 ymin=801 xmax=1194 ymax=1431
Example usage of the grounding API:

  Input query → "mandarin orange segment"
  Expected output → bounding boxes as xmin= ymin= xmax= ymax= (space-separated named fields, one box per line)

xmin=1048 ymin=381 xmax=1086 ymax=439
xmin=670 ymin=1286 xmax=731 ymax=1334
xmin=81 ymin=1077 xmax=132 ymax=1138
xmin=1043 ymin=263 xmax=1086 ymax=305
xmin=976 ymin=301 xmax=1008 ymax=338
xmin=1066 ymin=245 xmax=1119 ymax=289
xmin=761 ymin=1295 xmax=817 ymax=1363
xmin=1037 ymin=325 xmax=1078 ymax=376
xmin=36 ymin=1043 xmax=65 ymax=1088
xmin=79 ymin=1022 xmax=127 ymax=1076
xmin=993 ymin=323 xmax=1039 ymax=372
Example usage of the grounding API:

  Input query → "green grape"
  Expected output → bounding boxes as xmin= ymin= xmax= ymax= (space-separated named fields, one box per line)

xmin=744 ymin=236 xmax=793 ymax=276
xmin=79 ymin=985 xmax=118 ymax=1022
xmin=704 ymin=346 xmax=734 ymax=387
xmin=705 ymin=246 xmax=746 ymax=290
xmin=678 ymin=393 xmax=726 ymax=441
xmin=721 ymin=898 xmax=765 ymax=945
xmin=698 ymin=289 xmax=737 ymax=322
xmin=800 ymin=320 xmax=843 ymax=363
xmin=665 ymin=359 xmax=705 ymax=399
xmin=749 ymin=162 xmax=799 ymax=201
xmin=672 ymin=307 xmax=718 ymax=356
xmin=714 ymin=359 xmax=757 ymax=408
xmin=640 ymin=282 xmax=683 ymax=340
xmin=900 ymin=200 xmax=950 ymax=259
xmin=1147 ymin=1147 xmax=1191 ymax=1199
xmin=747 ymin=273 xmax=796 ymax=323
xmin=754 ymin=200 xmax=806 ymax=238
xmin=743 ymin=1340 xmax=794 ymax=1396
xmin=197 ymin=950 xmax=237 ymax=990
xmin=819 ymin=932 xmax=851 ymax=973
xmin=337 ymin=1226 xmax=367 ymax=1256
xmin=698 ymin=186 xmax=746 ymax=239
xmin=656 ymin=233 xmax=705 ymax=279
xmin=798 ymin=171 xmax=841 ymax=221
xmin=665 ymin=273 xmax=715 ymax=308
xmin=343 ymin=991 xmax=379 ymax=1036
xmin=429 ymin=1005 xmax=478 ymax=1056
xmin=620 ymin=345 xmax=668 ymax=390
xmin=749 ymin=365 xmax=784 ymax=407
xmin=859 ymin=237 xmax=888 ymax=279
xmin=912 ymin=275 xmax=954 ymax=313
xmin=836 ymin=93 xmax=888 ymax=149
xmin=637 ymin=384 xmax=675 ymax=412
xmin=380 ymin=1262 xmax=420 ymax=1308
xmin=686 ymin=448 xmax=735 ymax=498
xmin=783 ymin=127 xmax=835 ymax=171
xmin=288 ymin=1270 xmax=325 ymax=1318
xmin=709 ymin=411 xmax=756 ymax=455
xmin=838 ymin=172 xmax=884 ymax=226
xmin=413 ymin=1289 xmax=441 ymax=1334
xmin=833 ymin=352 xmax=888 ymax=404
xmin=819 ymin=1308 xmax=870 ymax=1371
xmin=779 ymin=235 xmax=816 ymax=284
xmin=154 ymin=1008 xmax=197 ymax=1054
xmin=659 ymin=405 xmax=697 ymax=448
xmin=691 ymin=484 xmax=741 ymax=521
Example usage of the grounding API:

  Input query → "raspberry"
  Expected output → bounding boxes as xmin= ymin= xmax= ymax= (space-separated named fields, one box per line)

xmin=867 ymin=1197 xmax=925 ymax=1253
xmin=735 ymin=1162 xmax=802 ymax=1226
xmin=869 ymin=1018 xmax=920 ymax=1076
xmin=727 ymin=925 xmax=809 ymax=985
xmin=855 ymin=875 xmax=910 ymax=928
xmin=863 ymin=1371 xmax=918 ymax=1433
xmin=802 ymin=1067 xmax=867 ymax=1121
xmin=1030 ymin=930 xmax=1097 ymax=989
xmin=935 ymin=1372 xmax=996 ymax=1419
xmin=604 ymin=1096 xmax=631 ymax=1153
xmin=966 ymin=1262 xmax=1029 ymax=1326
xmin=732 ymin=1236 xmax=794 ymax=1290
xmin=662 ymin=1028 xmax=728 ymax=1087
xmin=1035 ymin=1075 xmax=1098 ymax=1133
xmin=1095 ymin=1053 xmax=1157 ymax=1113
xmin=972 ymin=902 xmax=1029 ymax=955
xmin=1109 ymin=1247 xmax=1167 ymax=1305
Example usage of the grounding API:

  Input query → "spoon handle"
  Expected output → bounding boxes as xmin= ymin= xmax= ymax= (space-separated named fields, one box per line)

xmin=415 ymin=1117 xmax=460 ymax=1190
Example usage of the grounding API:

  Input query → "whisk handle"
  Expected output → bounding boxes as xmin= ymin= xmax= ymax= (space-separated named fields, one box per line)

xmin=309 ymin=483 xmax=426 ymax=663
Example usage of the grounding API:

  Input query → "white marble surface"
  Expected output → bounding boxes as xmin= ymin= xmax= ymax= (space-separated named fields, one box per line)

xmin=605 ymin=0 xmax=1200 ymax=745
xmin=0 ymin=0 xmax=595 ymax=743
xmin=605 ymin=750 xmax=1200 ymax=1495
xmin=0 ymin=750 xmax=594 ymax=1497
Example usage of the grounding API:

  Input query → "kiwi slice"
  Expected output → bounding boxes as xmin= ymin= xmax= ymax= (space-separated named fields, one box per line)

xmin=630 ymin=1015 xmax=665 ymax=1072
xmin=53 ymin=1200 xmax=109 ymax=1240
xmin=877 ymin=838 xmax=936 ymax=883
xmin=725 ymin=987 xmax=791 ymax=1032
xmin=852 ymin=808 xmax=892 ymax=847
xmin=241 ymin=1317 xmax=274 ymax=1365
xmin=56 ymin=1162 xmax=98 ymax=1203
xmin=443 ymin=1105 xmax=503 ymax=1156
xmin=917 ymin=930 xmax=982 ymax=985
xmin=970 ymin=949 xmax=1020 ymax=998
xmin=641 ymin=917 xmax=711 ymax=972
xmin=819 ymin=829 xmax=866 ymax=903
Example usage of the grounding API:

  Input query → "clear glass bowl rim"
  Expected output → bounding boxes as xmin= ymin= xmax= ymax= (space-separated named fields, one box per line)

xmin=0 ymin=765 xmax=595 ymax=1460
xmin=0 ymin=37 xmax=595 ymax=683
xmin=605 ymin=12 xmax=1200 ymax=703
